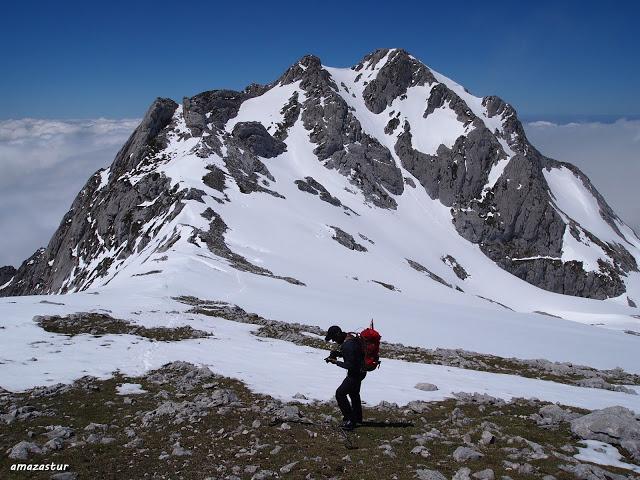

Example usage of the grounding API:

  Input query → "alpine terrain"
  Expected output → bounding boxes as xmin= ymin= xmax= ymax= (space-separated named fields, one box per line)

xmin=1 ymin=49 xmax=640 ymax=479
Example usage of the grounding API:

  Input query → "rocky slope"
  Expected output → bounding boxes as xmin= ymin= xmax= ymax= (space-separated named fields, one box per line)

xmin=0 ymin=266 xmax=16 ymax=287
xmin=2 ymin=361 xmax=639 ymax=480
xmin=2 ymin=48 xmax=639 ymax=302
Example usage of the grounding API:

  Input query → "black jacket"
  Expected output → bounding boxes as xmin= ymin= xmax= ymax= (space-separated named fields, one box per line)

xmin=336 ymin=336 xmax=363 ymax=376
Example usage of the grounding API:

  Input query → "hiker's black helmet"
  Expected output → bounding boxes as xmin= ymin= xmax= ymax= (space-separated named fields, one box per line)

xmin=325 ymin=325 xmax=343 ymax=342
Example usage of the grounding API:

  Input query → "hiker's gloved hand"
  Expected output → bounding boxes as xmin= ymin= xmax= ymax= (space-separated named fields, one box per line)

xmin=325 ymin=356 xmax=337 ymax=364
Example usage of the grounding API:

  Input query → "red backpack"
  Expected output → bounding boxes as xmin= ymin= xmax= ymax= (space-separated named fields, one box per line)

xmin=353 ymin=320 xmax=381 ymax=371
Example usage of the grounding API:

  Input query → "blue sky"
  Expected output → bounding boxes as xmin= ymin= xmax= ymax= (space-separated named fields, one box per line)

xmin=1 ymin=0 xmax=639 ymax=120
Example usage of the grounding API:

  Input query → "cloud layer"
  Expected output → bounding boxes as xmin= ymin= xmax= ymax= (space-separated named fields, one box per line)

xmin=524 ymin=119 xmax=640 ymax=236
xmin=0 ymin=117 xmax=638 ymax=268
xmin=0 ymin=118 xmax=138 ymax=266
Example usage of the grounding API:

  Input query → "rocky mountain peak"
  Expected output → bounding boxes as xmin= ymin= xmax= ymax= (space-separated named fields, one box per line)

xmin=2 ymin=48 xmax=639 ymax=304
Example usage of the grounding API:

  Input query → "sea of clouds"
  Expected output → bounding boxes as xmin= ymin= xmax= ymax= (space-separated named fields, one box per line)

xmin=0 ymin=118 xmax=139 ymax=266
xmin=525 ymin=118 xmax=640 ymax=235
xmin=0 ymin=117 xmax=638 ymax=267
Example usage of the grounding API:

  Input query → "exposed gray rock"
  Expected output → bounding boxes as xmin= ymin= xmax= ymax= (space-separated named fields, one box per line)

xmin=202 ymin=166 xmax=227 ymax=193
xmin=171 ymin=442 xmax=193 ymax=456
xmin=45 ymin=425 xmax=74 ymax=440
xmin=372 ymin=280 xmax=397 ymax=291
xmin=140 ymin=384 xmax=240 ymax=427
xmin=396 ymin=120 xmax=504 ymax=207
xmin=407 ymin=259 xmax=454 ymax=289
xmin=231 ymin=121 xmax=286 ymax=158
xmin=7 ymin=440 xmax=42 ymax=459
xmin=219 ymin=138 xmax=281 ymax=197
xmin=559 ymin=463 xmax=630 ymax=480
xmin=279 ymin=461 xmax=298 ymax=474
xmin=295 ymin=177 xmax=342 ymax=207
xmin=453 ymin=467 xmax=472 ymax=480
xmin=534 ymin=404 xmax=580 ymax=425
xmin=452 ymin=446 xmax=484 ymax=462
xmin=111 ymin=97 xmax=179 ymax=177
xmin=480 ymin=430 xmax=495 ymax=445
xmin=1 ymin=405 xmax=45 ymax=424
xmin=442 ymin=255 xmax=469 ymax=280
xmin=183 ymin=87 xmax=264 ymax=133
xmin=472 ymin=469 xmax=495 ymax=480
xmin=574 ymin=377 xmax=637 ymax=394
xmin=360 ymin=49 xmax=436 ymax=114
xmin=415 ymin=469 xmax=447 ymax=480
xmin=570 ymin=406 xmax=640 ymax=461
xmin=273 ymin=91 xmax=301 ymax=140
xmin=452 ymin=154 xmax=632 ymax=299
xmin=43 ymin=437 xmax=64 ymax=451
xmin=453 ymin=392 xmax=506 ymax=407
xmin=330 ymin=226 xmax=367 ymax=252
xmin=280 ymin=53 xmax=404 ymax=209
xmin=270 ymin=404 xmax=304 ymax=423
xmin=406 ymin=400 xmax=431 ymax=414
xmin=269 ymin=445 xmax=282 ymax=455
xmin=411 ymin=445 xmax=431 ymax=457
xmin=425 ymin=83 xmax=474 ymax=125
xmin=0 ymin=265 xmax=16 ymax=286
xmin=414 ymin=383 xmax=439 ymax=392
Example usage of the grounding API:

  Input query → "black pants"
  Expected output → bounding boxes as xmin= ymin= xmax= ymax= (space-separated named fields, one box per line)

xmin=336 ymin=372 xmax=366 ymax=423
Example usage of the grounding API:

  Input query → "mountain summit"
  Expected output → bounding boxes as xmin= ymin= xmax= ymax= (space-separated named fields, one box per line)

xmin=2 ymin=48 xmax=640 ymax=307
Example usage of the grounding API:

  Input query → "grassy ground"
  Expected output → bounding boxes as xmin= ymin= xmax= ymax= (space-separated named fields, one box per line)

xmin=1 ymin=362 xmax=638 ymax=480
xmin=36 ymin=313 xmax=210 ymax=341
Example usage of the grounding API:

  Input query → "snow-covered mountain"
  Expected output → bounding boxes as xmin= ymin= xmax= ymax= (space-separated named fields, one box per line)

xmin=2 ymin=48 xmax=639 ymax=304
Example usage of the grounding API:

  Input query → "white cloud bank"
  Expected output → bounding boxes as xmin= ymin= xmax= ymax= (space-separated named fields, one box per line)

xmin=524 ymin=119 xmax=640 ymax=237
xmin=0 ymin=117 xmax=638 ymax=268
xmin=0 ymin=118 xmax=139 ymax=267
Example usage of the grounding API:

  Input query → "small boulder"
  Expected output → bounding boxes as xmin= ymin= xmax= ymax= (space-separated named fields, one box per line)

xmin=472 ymin=469 xmax=495 ymax=480
xmin=570 ymin=406 xmax=640 ymax=461
xmin=45 ymin=425 xmax=74 ymax=440
xmin=453 ymin=467 xmax=472 ymax=480
xmin=7 ymin=441 xmax=42 ymax=460
xmin=415 ymin=469 xmax=447 ymax=480
xmin=272 ymin=405 xmax=301 ymax=422
xmin=407 ymin=400 xmax=431 ymax=413
xmin=280 ymin=462 xmax=298 ymax=474
xmin=452 ymin=446 xmax=484 ymax=462
xmin=479 ymin=430 xmax=495 ymax=445
xmin=415 ymin=383 xmax=438 ymax=392
xmin=172 ymin=442 xmax=193 ymax=456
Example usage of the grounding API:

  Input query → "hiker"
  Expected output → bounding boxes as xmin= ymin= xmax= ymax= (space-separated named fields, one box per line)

xmin=324 ymin=325 xmax=367 ymax=431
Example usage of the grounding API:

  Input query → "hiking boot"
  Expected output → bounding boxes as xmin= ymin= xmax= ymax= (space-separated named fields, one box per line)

xmin=341 ymin=420 xmax=356 ymax=431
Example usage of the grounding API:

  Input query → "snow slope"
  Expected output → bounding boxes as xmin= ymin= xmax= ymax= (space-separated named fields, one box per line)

xmin=1 ymin=289 xmax=640 ymax=414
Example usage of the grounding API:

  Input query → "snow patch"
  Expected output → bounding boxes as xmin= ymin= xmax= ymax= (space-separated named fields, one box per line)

xmin=225 ymin=82 xmax=300 ymax=133
xmin=116 ymin=383 xmax=148 ymax=395
xmin=575 ymin=440 xmax=640 ymax=473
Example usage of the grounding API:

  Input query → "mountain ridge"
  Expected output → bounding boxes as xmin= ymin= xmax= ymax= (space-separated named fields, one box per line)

xmin=2 ymin=48 xmax=639 ymax=304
